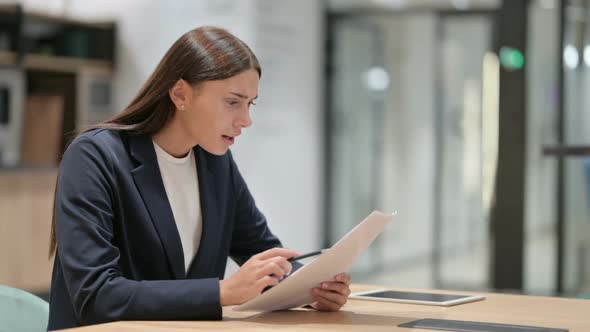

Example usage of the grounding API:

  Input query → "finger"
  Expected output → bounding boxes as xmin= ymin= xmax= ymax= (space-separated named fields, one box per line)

xmin=314 ymin=298 xmax=341 ymax=311
xmin=312 ymin=287 xmax=348 ymax=306
xmin=265 ymin=256 xmax=292 ymax=276
xmin=257 ymin=261 xmax=286 ymax=279
xmin=310 ymin=300 xmax=337 ymax=312
xmin=310 ymin=292 xmax=343 ymax=311
xmin=319 ymin=282 xmax=351 ymax=296
xmin=257 ymin=275 xmax=279 ymax=291
xmin=334 ymin=273 xmax=351 ymax=285
xmin=255 ymin=247 xmax=300 ymax=260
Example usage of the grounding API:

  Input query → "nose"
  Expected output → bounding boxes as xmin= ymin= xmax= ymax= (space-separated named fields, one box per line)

xmin=235 ymin=107 xmax=252 ymax=129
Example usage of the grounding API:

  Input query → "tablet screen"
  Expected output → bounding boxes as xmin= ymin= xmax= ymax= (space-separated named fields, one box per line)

xmin=362 ymin=290 xmax=471 ymax=302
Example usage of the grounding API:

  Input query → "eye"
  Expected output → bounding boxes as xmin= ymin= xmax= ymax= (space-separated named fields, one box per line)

xmin=248 ymin=101 xmax=257 ymax=107
xmin=226 ymin=99 xmax=240 ymax=107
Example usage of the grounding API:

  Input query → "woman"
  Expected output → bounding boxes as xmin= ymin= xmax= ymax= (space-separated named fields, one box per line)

xmin=47 ymin=26 xmax=351 ymax=330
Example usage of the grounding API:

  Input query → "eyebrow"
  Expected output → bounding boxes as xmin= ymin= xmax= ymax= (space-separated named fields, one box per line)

xmin=230 ymin=92 xmax=258 ymax=101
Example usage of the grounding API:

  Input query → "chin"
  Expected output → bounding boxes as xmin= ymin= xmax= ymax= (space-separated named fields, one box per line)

xmin=200 ymin=144 xmax=229 ymax=156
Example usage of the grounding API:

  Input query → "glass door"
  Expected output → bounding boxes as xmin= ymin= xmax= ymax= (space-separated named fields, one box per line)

xmin=434 ymin=13 xmax=495 ymax=290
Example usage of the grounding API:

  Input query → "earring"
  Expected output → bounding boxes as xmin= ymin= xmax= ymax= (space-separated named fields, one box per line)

xmin=181 ymin=105 xmax=185 ymax=110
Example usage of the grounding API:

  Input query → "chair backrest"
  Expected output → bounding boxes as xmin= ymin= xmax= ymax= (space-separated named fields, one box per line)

xmin=0 ymin=285 xmax=49 ymax=332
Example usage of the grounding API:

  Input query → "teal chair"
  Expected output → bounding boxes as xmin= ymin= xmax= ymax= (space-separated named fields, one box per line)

xmin=0 ymin=285 xmax=49 ymax=332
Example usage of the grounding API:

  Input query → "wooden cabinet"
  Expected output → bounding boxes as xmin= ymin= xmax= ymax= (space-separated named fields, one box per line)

xmin=0 ymin=4 xmax=116 ymax=168
xmin=0 ymin=4 xmax=116 ymax=293
xmin=0 ymin=171 xmax=57 ymax=292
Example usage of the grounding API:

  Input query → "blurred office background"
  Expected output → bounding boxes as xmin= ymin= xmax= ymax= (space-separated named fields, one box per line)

xmin=0 ymin=0 xmax=589 ymax=302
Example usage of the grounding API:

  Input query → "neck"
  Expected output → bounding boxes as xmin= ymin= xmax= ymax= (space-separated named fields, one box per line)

xmin=152 ymin=117 xmax=195 ymax=158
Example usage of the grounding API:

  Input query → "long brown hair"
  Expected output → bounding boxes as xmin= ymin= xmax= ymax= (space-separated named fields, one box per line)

xmin=49 ymin=26 xmax=261 ymax=257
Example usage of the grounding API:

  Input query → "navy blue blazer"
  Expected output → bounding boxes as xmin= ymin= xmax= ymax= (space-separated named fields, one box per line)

xmin=48 ymin=129 xmax=289 ymax=330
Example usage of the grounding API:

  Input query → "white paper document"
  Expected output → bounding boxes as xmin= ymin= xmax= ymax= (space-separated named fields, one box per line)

xmin=233 ymin=210 xmax=395 ymax=312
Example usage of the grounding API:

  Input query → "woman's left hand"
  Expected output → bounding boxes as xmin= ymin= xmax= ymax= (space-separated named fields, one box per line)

xmin=310 ymin=273 xmax=351 ymax=312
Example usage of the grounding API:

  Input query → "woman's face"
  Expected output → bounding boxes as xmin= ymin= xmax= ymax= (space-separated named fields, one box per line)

xmin=180 ymin=69 xmax=259 ymax=155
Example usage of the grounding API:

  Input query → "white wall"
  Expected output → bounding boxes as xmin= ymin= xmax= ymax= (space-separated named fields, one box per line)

xmin=234 ymin=0 xmax=324 ymax=254
xmin=13 ymin=0 xmax=325 ymax=269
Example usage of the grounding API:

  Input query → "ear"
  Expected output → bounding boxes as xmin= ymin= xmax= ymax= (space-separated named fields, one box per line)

xmin=169 ymin=79 xmax=190 ymax=111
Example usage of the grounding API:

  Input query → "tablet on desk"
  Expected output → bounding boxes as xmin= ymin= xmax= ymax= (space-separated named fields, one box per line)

xmin=350 ymin=289 xmax=485 ymax=306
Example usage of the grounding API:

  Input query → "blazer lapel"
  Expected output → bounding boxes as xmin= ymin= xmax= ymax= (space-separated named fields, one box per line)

xmin=129 ymin=135 xmax=185 ymax=279
xmin=188 ymin=147 xmax=221 ymax=278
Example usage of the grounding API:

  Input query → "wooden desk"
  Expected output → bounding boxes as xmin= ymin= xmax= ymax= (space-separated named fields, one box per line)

xmin=65 ymin=284 xmax=590 ymax=331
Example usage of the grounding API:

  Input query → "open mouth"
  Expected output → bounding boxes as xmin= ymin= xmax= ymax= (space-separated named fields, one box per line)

xmin=222 ymin=135 xmax=235 ymax=145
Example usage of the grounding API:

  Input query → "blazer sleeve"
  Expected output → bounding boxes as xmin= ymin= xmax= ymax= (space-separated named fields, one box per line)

xmin=54 ymin=136 xmax=221 ymax=325
xmin=227 ymin=152 xmax=288 ymax=266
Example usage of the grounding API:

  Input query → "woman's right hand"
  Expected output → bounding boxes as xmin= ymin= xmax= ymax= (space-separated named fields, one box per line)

xmin=219 ymin=247 xmax=299 ymax=306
